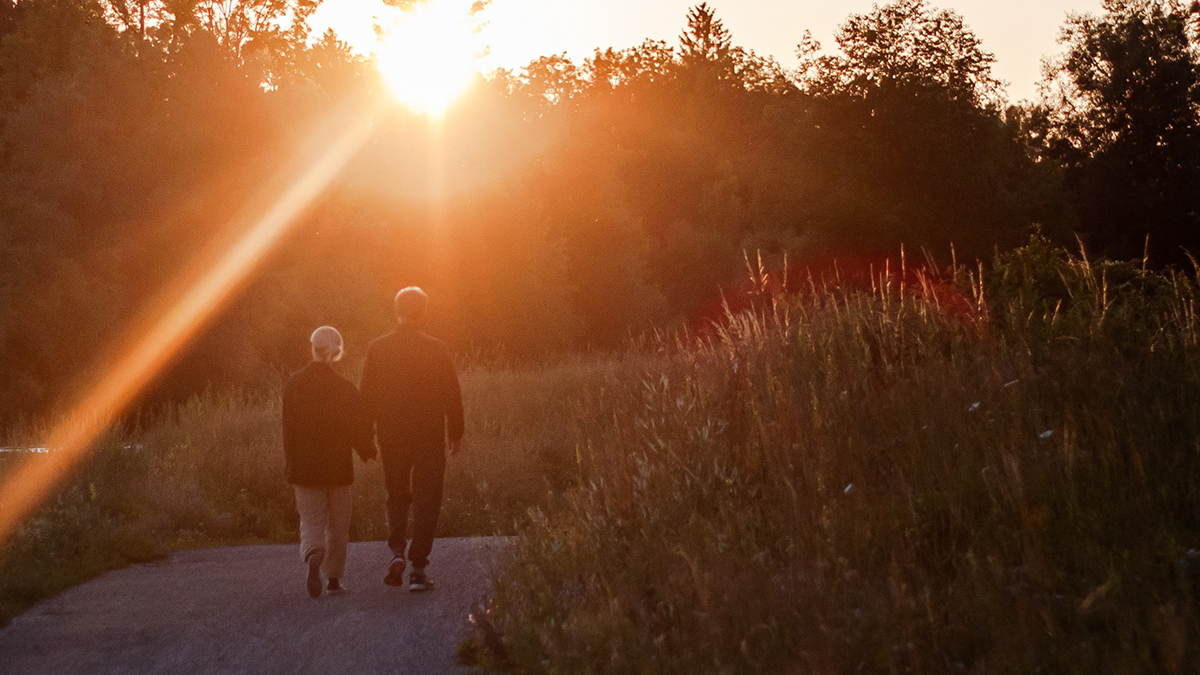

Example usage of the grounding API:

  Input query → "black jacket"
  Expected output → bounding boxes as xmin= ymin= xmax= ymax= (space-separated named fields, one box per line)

xmin=361 ymin=324 xmax=464 ymax=449
xmin=282 ymin=362 xmax=374 ymax=487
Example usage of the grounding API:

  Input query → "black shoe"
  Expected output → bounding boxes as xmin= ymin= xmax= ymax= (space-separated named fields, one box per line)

xmin=306 ymin=551 xmax=323 ymax=599
xmin=384 ymin=555 xmax=406 ymax=586
xmin=327 ymin=578 xmax=345 ymax=594
xmin=408 ymin=567 xmax=433 ymax=593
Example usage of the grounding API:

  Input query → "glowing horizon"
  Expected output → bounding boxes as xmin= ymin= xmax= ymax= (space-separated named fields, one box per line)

xmin=310 ymin=0 xmax=1104 ymax=102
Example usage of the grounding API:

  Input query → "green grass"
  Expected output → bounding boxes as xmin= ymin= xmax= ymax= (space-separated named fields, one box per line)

xmin=462 ymin=238 xmax=1200 ymax=674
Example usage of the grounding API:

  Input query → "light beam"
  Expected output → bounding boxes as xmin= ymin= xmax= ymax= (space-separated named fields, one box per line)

xmin=0 ymin=97 xmax=387 ymax=544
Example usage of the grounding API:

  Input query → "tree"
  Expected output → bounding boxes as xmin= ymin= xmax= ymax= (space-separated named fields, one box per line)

xmin=99 ymin=0 xmax=322 ymax=86
xmin=102 ymin=0 xmax=169 ymax=43
xmin=518 ymin=53 xmax=583 ymax=112
xmin=675 ymin=3 xmax=786 ymax=92
xmin=801 ymin=0 xmax=1001 ymax=104
xmin=1043 ymin=0 xmax=1200 ymax=260
xmin=788 ymin=0 xmax=1044 ymax=257
xmin=584 ymin=40 xmax=675 ymax=92
xmin=679 ymin=2 xmax=730 ymax=72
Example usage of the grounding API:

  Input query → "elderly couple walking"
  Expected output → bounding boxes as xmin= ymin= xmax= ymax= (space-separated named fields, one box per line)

xmin=281 ymin=287 xmax=464 ymax=598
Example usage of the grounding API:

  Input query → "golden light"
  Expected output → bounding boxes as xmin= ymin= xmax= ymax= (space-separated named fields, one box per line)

xmin=0 ymin=96 xmax=387 ymax=545
xmin=376 ymin=1 xmax=481 ymax=116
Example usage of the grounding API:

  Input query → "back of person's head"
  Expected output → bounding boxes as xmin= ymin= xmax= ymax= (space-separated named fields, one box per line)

xmin=394 ymin=286 xmax=428 ymax=323
xmin=310 ymin=326 xmax=344 ymax=363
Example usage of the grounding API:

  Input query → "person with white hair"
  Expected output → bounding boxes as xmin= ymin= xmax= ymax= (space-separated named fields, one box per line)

xmin=361 ymin=287 xmax=464 ymax=592
xmin=282 ymin=325 xmax=377 ymax=598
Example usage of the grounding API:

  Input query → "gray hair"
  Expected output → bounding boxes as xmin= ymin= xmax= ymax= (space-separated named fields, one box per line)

xmin=310 ymin=326 xmax=344 ymax=363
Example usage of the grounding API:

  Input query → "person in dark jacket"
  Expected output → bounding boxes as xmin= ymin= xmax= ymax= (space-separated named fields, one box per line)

xmin=361 ymin=287 xmax=463 ymax=592
xmin=283 ymin=326 xmax=376 ymax=599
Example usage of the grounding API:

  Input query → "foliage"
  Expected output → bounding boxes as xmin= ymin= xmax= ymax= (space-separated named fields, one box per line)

xmin=465 ymin=241 xmax=1200 ymax=674
xmin=0 ymin=0 xmax=1195 ymax=435
xmin=1042 ymin=0 xmax=1200 ymax=260
xmin=799 ymin=0 xmax=1002 ymax=104
xmin=784 ymin=1 xmax=1044 ymax=257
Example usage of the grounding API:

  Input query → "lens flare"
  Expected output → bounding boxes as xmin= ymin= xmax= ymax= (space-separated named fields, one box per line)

xmin=0 ymin=97 xmax=386 ymax=545
xmin=376 ymin=1 xmax=481 ymax=116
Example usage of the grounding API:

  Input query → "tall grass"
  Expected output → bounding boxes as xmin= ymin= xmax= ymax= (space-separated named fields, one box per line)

xmin=465 ymin=238 xmax=1200 ymax=673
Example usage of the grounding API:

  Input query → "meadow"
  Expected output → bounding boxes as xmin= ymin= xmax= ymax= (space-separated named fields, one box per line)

xmin=3 ymin=238 xmax=1200 ymax=674
xmin=462 ymin=239 xmax=1200 ymax=673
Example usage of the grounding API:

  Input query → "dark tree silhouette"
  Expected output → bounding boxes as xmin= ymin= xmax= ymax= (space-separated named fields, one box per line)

xmin=679 ymin=3 xmax=731 ymax=70
xmin=787 ymin=0 xmax=1047 ymax=256
xmin=1043 ymin=0 xmax=1200 ymax=260
xmin=801 ymin=0 xmax=1001 ymax=104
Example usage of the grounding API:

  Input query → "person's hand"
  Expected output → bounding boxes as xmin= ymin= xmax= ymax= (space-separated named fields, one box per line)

xmin=448 ymin=439 xmax=462 ymax=457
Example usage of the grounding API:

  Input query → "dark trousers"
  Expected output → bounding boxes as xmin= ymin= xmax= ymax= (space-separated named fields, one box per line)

xmin=381 ymin=443 xmax=445 ymax=568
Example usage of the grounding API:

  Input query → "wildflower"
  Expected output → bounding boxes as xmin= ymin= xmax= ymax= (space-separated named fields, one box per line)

xmin=1004 ymin=379 xmax=1019 ymax=388
xmin=968 ymin=402 xmax=981 ymax=412
xmin=844 ymin=483 xmax=854 ymax=495
xmin=1039 ymin=430 xmax=1054 ymax=439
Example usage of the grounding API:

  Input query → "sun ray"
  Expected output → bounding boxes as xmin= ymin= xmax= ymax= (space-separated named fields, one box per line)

xmin=0 ymin=97 xmax=387 ymax=545
xmin=375 ymin=1 xmax=481 ymax=116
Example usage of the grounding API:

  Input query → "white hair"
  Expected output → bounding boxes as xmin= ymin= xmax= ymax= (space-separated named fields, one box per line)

xmin=310 ymin=326 xmax=344 ymax=363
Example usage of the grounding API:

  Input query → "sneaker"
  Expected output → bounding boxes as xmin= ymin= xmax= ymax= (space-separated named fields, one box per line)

xmin=384 ymin=555 xmax=406 ymax=587
xmin=408 ymin=567 xmax=434 ymax=593
xmin=327 ymin=578 xmax=345 ymax=594
xmin=305 ymin=551 xmax=324 ymax=599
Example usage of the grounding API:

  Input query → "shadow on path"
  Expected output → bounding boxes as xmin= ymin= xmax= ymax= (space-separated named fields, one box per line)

xmin=0 ymin=537 xmax=510 ymax=675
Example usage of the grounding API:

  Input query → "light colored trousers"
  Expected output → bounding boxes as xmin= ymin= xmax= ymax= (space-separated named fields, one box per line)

xmin=294 ymin=485 xmax=352 ymax=579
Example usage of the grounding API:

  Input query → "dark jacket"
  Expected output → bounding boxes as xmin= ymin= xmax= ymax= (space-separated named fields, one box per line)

xmin=360 ymin=324 xmax=464 ymax=449
xmin=282 ymin=362 xmax=375 ymax=487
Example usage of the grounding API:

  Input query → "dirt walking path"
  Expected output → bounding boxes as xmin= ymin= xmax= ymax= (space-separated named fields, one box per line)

xmin=0 ymin=537 xmax=508 ymax=675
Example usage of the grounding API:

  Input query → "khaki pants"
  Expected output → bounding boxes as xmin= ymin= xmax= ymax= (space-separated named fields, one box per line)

xmin=294 ymin=485 xmax=352 ymax=579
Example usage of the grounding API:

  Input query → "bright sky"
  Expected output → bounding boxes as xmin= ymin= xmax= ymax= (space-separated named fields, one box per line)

xmin=310 ymin=0 xmax=1105 ymax=102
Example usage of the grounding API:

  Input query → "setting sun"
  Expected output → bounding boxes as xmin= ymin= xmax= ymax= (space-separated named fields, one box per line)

xmin=375 ymin=1 xmax=481 ymax=116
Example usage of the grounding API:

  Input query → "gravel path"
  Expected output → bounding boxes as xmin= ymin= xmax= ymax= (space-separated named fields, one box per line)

xmin=0 ymin=537 xmax=509 ymax=675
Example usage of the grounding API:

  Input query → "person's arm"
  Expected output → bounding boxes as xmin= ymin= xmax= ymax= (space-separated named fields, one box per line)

xmin=348 ymin=382 xmax=377 ymax=462
xmin=442 ymin=348 xmax=464 ymax=456
xmin=359 ymin=345 xmax=380 ymax=444
xmin=281 ymin=379 xmax=296 ymax=479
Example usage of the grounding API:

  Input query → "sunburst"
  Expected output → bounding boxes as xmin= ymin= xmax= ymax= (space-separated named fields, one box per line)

xmin=376 ymin=1 xmax=481 ymax=116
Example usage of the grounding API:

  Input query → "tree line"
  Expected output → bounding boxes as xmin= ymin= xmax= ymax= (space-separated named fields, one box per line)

xmin=1 ymin=0 xmax=1198 ymax=423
